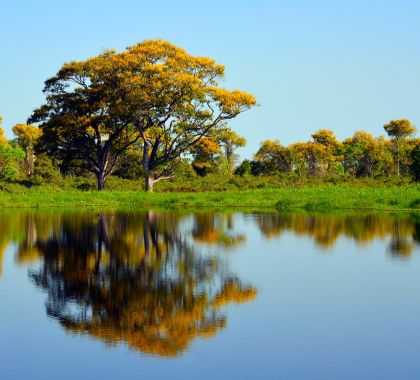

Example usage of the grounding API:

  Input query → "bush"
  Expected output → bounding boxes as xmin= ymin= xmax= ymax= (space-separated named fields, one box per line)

xmin=0 ymin=144 xmax=25 ymax=181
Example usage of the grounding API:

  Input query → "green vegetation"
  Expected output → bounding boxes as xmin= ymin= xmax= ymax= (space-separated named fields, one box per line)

xmin=0 ymin=178 xmax=417 ymax=212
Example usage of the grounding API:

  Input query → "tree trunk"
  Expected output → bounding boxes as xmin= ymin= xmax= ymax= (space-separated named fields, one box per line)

xmin=145 ymin=175 xmax=155 ymax=192
xmin=97 ymin=171 xmax=106 ymax=191
xmin=27 ymin=146 xmax=35 ymax=176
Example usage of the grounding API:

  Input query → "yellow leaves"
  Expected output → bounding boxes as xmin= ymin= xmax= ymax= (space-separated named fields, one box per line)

xmin=384 ymin=119 xmax=416 ymax=140
xmin=0 ymin=128 xmax=8 ymax=147
xmin=128 ymin=39 xmax=185 ymax=59
xmin=311 ymin=129 xmax=340 ymax=148
xmin=218 ymin=128 xmax=246 ymax=147
xmin=347 ymin=131 xmax=388 ymax=154
xmin=191 ymin=137 xmax=222 ymax=172
xmin=0 ymin=114 xmax=8 ymax=146
xmin=196 ymin=136 xmax=222 ymax=154
xmin=254 ymin=139 xmax=282 ymax=161
xmin=213 ymin=280 xmax=257 ymax=308
xmin=12 ymin=124 xmax=42 ymax=146
xmin=210 ymin=87 xmax=256 ymax=115
xmin=15 ymin=246 xmax=40 ymax=264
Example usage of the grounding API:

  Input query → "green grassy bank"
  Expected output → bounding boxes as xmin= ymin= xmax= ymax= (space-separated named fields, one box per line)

xmin=0 ymin=184 xmax=418 ymax=211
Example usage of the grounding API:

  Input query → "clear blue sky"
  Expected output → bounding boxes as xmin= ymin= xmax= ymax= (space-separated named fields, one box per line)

xmin=1 ymin=0 xmax=419 ymax=158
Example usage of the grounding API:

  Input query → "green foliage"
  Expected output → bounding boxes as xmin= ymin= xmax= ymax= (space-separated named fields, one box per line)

xmin=32 ymin=154 xmax=61 ymax=183
xmin=234 ymin=159 xmax=252 ymax=176
xmin=173 ymin=159 xmax=197 ymax=178
xmin=410 ymin=144 xmax=420 ymax=182
xmin=112 ymin=148 xmax=144 ymax=180
xmin=0 ymin=144 xmax=25 ymax=180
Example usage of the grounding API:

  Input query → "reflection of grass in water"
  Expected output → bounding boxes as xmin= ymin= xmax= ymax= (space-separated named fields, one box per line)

xmin=0 ymin=184 xmax=417 ymax=212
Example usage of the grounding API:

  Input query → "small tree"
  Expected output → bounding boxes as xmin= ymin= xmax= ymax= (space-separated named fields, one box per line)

xmin=254 ymin=140 xmax=292 ymax=174
xmin=217 ymin=128 xmax=246 ymax=172
xmin=384 ymin=119 xmax=416 ymax=176
xmin=12 ymin=124 xmax=42 ymax=176
xmin=191 ymin=137 xmax=221 ymax=176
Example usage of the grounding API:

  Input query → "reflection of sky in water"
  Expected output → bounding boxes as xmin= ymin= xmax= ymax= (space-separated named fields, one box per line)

xmin=0 ymin=211 xmax=419 ymax=380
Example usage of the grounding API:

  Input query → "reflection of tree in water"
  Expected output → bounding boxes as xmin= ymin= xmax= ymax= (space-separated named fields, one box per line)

xmin=0 ymin=241 xmax=7 ymax=277
xmin=28 ymin=212 xmax=256 ymax=356
xmin=388 ymin=217 xmax=417 ymax=258
xmin=0 ymin=211 xmax=48 ymax=277
xmin=192 ymin=212 xmax=246 ymax=248
xmin=255 ymin=213 xmax=419 ymax=256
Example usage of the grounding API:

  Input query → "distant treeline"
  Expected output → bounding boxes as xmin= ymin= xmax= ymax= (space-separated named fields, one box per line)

xmin=236 ymin=121 xmax=420 ymax=180
xmin=0 ymin=116 xmax=418 ymax=191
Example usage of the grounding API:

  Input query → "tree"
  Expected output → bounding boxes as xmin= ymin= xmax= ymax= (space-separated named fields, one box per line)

xmin=311 ymin=129 xmax=340 ymax=149
xmin=217 ymin=127 xmax=246 ymax=172
xmin=110 ymin=40 xmax=256 ymax=191
xmin=191 ymin=136 xmax=222 ymax=176
xmin=384 ymin=119 xmax=416 ymax=176
xmin=190 ymin=127 xmax=246 ymax=176
xmin=29 ymin=52 xmax=142 ymax=190
xmin=30 ymin=40 xmax=255 ymax=191
xmin=311 ymin=129 xmax=342 ymax=175
xmin=0 ymin=119 xmax=25 ymax=180
xmin=12 ymin=124 xmax=42 ymax=176
xmin=234 ymin=159 xmax=252 ymax=176
xmin=290 ymin=141 xmax=329 ymax=176
xmin=254 ymin=140 xmax=292 ymax=174
xmin=287 ymin=131 xmax=342 ymax=178
xmin=341 ymin=131 xmax=392 ymax=177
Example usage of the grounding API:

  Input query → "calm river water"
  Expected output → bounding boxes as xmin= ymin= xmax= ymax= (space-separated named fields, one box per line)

xmin=0 ymin=210 xmax=419 ymax=379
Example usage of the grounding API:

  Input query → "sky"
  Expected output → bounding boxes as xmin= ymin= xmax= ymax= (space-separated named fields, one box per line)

xmin=1 ymin=0 xmax=419 ymax=158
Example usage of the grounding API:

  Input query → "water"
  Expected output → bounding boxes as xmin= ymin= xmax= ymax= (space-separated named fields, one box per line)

xmin=0 ymin=210 xmax=419 ymax=380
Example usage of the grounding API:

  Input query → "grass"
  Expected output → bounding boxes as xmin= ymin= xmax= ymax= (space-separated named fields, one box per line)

xmin=0 ymin=183 xmax=418 ymax=212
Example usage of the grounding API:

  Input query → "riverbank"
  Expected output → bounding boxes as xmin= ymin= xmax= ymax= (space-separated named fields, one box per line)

xmin=0 ymin=185 xmax=418 ymax=211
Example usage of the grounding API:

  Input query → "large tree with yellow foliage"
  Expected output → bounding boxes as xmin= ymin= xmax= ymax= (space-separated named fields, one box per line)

xmin=30 ymin=40 xmax=255 ymax=191
xmin=114 ymin=40 xmax=255 ymax=190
